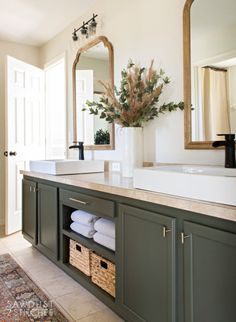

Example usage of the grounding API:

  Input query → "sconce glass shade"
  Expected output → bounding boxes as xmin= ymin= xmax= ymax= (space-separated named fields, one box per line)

xmin=72 ymin=29 xmax=78 ymax=41
xmin=89 ymin=19 xmax=97 ymax=36
xmin=81 ymin=25 xmax=88 ymax=40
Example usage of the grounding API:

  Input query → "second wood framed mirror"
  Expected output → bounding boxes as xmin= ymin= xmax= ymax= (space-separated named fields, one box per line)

xmin=72 ymin=36 xmax=115 ymax=150
xmin=183 ymin=0 xmax=236 ymax=149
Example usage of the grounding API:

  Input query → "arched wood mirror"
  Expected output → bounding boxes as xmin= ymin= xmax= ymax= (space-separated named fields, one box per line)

xmin=183 ymin=0 xmax=236 ymax=149
xmin=72 ymin=36 xmax=115 ymax=150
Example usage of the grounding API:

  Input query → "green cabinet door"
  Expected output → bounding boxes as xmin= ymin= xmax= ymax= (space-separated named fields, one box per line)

xmin=38 ymin=183 xmax=59 ymax=260
xmin=22 ymin=179 xmax=37 ymax=244
xmin=183 ymin=221 xmax=236 ymax=322
xmin=117 ymin=204 xmax=176 ymax=322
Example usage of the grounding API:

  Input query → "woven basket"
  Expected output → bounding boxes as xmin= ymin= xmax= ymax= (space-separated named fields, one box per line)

xmin=69 ymin=239 xmax=91 ymax=276
xmin=91 ymin=253 xmax=116 ymax=297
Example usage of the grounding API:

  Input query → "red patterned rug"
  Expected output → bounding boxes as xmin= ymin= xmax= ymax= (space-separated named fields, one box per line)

xmin=0 ymin=253 xmax=68 ymax=321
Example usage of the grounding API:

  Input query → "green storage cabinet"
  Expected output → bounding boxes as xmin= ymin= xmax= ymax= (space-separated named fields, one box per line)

xmin=183 ymin=221 xmax=236 ymax=322
xmin=22 ymin=179 xmax=37 ymax=244
xmin=117 ymin=204 xmax=176 ymax=322
xmin=37 ymin=183 xmax=59 ymax=260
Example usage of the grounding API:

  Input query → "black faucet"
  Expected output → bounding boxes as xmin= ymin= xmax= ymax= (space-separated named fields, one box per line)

xmin=212 ymin=134 xmax=235 ymax=168
xmin=69 ymin=141 xmax=84 ymax=160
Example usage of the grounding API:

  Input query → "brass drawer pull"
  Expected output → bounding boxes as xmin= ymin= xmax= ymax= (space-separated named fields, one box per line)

xmin=69 ymin=197 xmax=88 ymax=205
xmin=181 ymin=232 xmax=190 ymax=244
xmin=162 ymin=226 xmax=171 ymax=238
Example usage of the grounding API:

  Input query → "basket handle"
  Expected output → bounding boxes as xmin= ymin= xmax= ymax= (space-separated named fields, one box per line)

xmin=100 ymin=260 xmax=108 ymax=269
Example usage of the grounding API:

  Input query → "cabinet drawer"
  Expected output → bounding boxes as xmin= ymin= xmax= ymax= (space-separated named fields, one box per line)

xmin=60 ymin=189 xmax=115 ymax=218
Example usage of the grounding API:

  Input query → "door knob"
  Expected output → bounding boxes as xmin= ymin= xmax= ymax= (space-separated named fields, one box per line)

xmin=4 ymin=151 xmax=8 ymax=157
xmin=9 ymin=151 xmax=17 ymax=156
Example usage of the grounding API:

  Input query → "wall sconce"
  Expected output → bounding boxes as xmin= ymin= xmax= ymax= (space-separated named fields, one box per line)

xmin=72 ymin=14 xmax=98 ymax=41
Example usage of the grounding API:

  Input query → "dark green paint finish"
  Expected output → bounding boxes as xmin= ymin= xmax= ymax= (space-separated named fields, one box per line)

xmin=22 ymin=175 xmax=236 ymax=322
xmin=62 ymin=229 xmax=115 ymax=263
xmin=117 ymin=204 xmax=176 ymax=322
xmin=59 ymin=188 xmax=115 ymax=218
xmin=183 ymin=221 xmax=236 ymax=322
xmin=24 ymin=176 xmax=236 ymax=234
xmin=37 ymin=183 xmax=59 ymax=260
xmin=22 ymin=179 xmax=37 ymax=245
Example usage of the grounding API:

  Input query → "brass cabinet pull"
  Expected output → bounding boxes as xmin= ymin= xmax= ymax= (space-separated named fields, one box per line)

xmin=163 ymin=226 xmax=171 ymax=238
xmin=181 ymin=232 xmax=190 ymax=244
xmin=30 ymin=186 xmax=38 ymax=193
xmin=69 ymin=197 xmax=88 ymax=205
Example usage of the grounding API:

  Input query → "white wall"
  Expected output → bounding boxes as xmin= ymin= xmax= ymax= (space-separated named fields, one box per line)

xmin=39 ymin=0 xmax=225 ymax=166
xmin=0 ymin=40 xmax=40 ymax=225
xmin=40 ymin=0 xmax=225 ymax=164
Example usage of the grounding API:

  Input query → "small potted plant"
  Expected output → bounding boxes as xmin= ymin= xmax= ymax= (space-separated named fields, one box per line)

xmin=94 ymin=129 xmax=110 ymax=145
xmin=86 ymin=60 xmax=184 ymax=177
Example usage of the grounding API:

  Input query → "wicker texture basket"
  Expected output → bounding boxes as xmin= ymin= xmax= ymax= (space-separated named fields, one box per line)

xmin=91 ymin=253 xmax=116 ymax=297
xmin=69 ymin=239 xmax=91 ymax=276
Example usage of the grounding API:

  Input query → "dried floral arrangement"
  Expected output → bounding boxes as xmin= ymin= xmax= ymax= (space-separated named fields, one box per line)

xmin=85 ymin=60 xmax=184 ymax=127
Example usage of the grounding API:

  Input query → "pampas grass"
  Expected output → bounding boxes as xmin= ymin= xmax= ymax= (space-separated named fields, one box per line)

xmin=85 ymin=60 xmax=184 ymax=127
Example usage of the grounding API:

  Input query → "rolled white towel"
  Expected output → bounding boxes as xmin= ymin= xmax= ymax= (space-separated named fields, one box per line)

xmin=70 ymin=222 xmax=95 ymax=239
xmin=94 ymin=218 xmax=115 ymax=239
xmin=93 ymin=232 xmax=115 ymax=251
xmin=71 ymin=210 xmax=99 ymax=226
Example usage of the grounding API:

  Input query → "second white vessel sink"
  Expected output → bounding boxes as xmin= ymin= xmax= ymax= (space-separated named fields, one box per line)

xmin=29 ymin=159 xmax=104 ymax=175
xmin=133 ymin=165 xmax=236 ymax=206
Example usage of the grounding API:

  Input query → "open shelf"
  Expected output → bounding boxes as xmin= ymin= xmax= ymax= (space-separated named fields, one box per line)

xmin=62 ymin=228 xmax=115 ymax=263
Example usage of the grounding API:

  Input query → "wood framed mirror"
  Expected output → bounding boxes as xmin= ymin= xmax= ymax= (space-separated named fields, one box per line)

xmin=72 ymin=36 xmax=115 ymax=150
xmin=183 ymin=0 xmax=236 ymax=149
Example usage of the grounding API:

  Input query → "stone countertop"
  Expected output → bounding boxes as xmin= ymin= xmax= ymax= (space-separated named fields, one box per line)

xmin=21 ymin=171 xmax=236 ymax=222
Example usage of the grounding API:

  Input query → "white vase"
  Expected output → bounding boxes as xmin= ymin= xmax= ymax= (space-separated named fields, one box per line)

xmin=121 ymin=127 xmax=143 ymax=177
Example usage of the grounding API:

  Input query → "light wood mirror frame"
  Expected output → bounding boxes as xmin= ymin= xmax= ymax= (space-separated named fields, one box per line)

xmin=183 ymin=0 xmax=215 ymax=149
xmin=72 ymin=36 xmax=115 ymax=150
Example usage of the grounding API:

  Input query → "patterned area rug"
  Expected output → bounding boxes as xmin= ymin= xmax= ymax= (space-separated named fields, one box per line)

xmin=0 ymin=253 xmax=68 ymax=321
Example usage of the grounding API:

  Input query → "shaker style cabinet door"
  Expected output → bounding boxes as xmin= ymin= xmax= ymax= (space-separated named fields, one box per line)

xmin=183 ymin=221 xmax=236 ymax=322
xmin=117 ymin=204 xmax=176 ymax=322
xmin=22 ymin=179 xmax=37 ymax=244
xmin=38 ymin=183 xmax=59 ymax=260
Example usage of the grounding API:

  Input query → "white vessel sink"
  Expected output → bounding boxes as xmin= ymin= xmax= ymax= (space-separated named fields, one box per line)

xmin=29 ymin=159 xmax=104 ymax=175
xmin=133 ymin=165 xmax=236 ymax=206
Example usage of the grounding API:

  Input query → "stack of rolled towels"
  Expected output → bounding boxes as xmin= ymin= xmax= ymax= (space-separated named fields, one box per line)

xmin=93 ymin=218 xmax=115 ymax=251
xmin=70 ymin=210 xmax=115 ymax=251
xmin=70 ymin=210 xmax=98 ymax=238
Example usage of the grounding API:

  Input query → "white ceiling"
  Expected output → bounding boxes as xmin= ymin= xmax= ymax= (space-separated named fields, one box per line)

xmin=213 ymin=57 xmax=236 ymax=68
xmin=0 ymin=0 xmax=96 ymax=46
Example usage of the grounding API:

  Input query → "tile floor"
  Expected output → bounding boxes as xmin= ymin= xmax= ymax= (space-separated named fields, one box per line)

xmin=0 ymin=230 xmax=123 ymax=322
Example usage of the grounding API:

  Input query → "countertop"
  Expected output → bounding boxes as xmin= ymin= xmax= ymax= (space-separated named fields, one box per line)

xmin=21 ymin=171 xmax=236 ymax=222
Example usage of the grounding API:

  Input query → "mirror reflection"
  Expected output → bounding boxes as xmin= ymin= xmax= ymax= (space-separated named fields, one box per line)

xmin=74 ymin=37 xmax=114 ymax=149
xmin=190 ymin=0 xmax=236 ymax=142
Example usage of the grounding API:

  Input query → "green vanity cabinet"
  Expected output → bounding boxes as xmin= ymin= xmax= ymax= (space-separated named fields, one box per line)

xmin=22 ymin=179 xmax=37 ymax=244
xmin=22 ymin=176 xmax=236 ymax=322
xmin=182 ymin=221 xmax=236 ymax=322
xmin=117 ymin=204 xmax=176 ymax=322
xmin=37 ymin=183 xmax=59 ymax=261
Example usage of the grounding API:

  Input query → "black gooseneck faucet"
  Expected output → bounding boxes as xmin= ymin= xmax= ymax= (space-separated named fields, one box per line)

xmin=69 ymin=142 xmax=84 ymax=160
xmin=212 ymin=134 xmax=235 ymax=168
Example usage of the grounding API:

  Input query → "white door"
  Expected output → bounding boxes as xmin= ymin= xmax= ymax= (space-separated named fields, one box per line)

xmin=5 ymin=56 xmax=45 ymax=235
